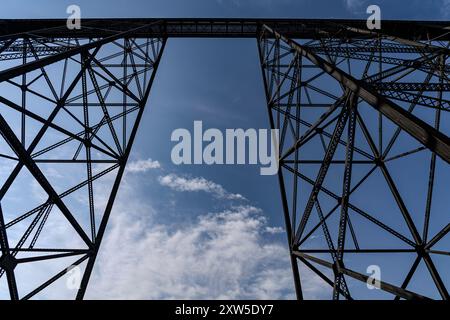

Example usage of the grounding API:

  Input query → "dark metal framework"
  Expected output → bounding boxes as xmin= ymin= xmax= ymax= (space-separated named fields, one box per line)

xmin=0 ymin=19 xmax=449 ymax=300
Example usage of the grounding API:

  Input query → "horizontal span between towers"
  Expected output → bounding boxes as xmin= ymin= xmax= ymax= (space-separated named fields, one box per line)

xmin=0 ymin=18 xmax=450 ymax=40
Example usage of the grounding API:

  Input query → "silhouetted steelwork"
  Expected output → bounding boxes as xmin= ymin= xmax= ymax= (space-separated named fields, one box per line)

xmin=0 ymin=20 xmax=166 ymax=300
xmin=258 ymin=22 xmax=450 ymax=300
xmin=0 ymin=18 xmax=449 ymax=300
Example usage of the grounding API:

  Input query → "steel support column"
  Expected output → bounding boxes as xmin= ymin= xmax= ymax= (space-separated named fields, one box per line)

xmin=258 ymin=23 xmax=450 ymax=300
xmin=0 ymin=25 xmax=166 ymax=299
xmin=0 ymin=18 xmax=448 ymax=300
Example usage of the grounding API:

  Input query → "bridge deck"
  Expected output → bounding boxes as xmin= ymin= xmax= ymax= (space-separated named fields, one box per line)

xmin=0 ymin=18 xmax=450 ymax=40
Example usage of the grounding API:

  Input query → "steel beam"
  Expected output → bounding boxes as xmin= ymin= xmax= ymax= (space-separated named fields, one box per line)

xmin=262 ymin=25 xmax=450 ymax=164
xmin=0 ymin=19 xmax=449 ymax=40
xmin=294 ymin=252 xmax=430 ymax=300
xmin=0 ymin=18 xmax=448 ymax=301
xmin=75 ymin=38 xmax=167 ymax=300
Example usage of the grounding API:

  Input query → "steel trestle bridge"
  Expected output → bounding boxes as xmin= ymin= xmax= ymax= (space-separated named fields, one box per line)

xmin=0 ymin=18 xmax=449 ymax=300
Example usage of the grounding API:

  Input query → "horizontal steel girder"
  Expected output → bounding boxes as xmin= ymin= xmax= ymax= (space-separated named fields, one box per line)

xmin=293 ymin=252 xmax=430 ymax=300
xmin=0 ymin=20 xmax=163 ymax=82
xmin=0 ymin=18 xmax=449 ymax=40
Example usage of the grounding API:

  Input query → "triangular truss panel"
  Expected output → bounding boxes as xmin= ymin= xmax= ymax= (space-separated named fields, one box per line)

xmin=0 ymin=18 xmax=449 ymax=300
xmin=0 ymin=21 xmax=166 ymax=300
xmin=258 ymin=22 xmax=450 ymax=300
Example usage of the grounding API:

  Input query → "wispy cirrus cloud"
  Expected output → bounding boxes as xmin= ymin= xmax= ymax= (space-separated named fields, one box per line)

xmin=444 ymin=0 xmax=450 ymax=17
xmin=343 ymin=0 xmax=368 ymax=12
xmin=158 ymin=173 xmax=246 ymax=201
xmin=343 ymin=0 xmax=450 ymax=18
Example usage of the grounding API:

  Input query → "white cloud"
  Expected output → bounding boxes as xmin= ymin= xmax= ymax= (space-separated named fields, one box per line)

xmin=87 ymin=204 xmax=326 ymax=299
xmin=127 ymin=158 xmax=161 ymax=173
xmin=216 ymin=0 xmax=293 ymax=8
xmin=158 ymin=173 xmax=246 ymax=201
xmin=265 ymin=226 xmax=284 ymax=234
xmin=2 ymin=158 xmax=326 ymax=300
xmin=444 ymin=0 xmax=450 ymax=17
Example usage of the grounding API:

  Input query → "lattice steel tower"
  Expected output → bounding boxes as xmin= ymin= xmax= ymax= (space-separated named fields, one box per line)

xmin=0 ymin=19 xmax=448 ymax=300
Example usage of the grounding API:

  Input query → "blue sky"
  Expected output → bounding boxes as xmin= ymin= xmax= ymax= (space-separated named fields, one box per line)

xmin=0 ymin=0 xmax=449 ymax=300
xmin=2 ymin=0 xmax=450 ymax=20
